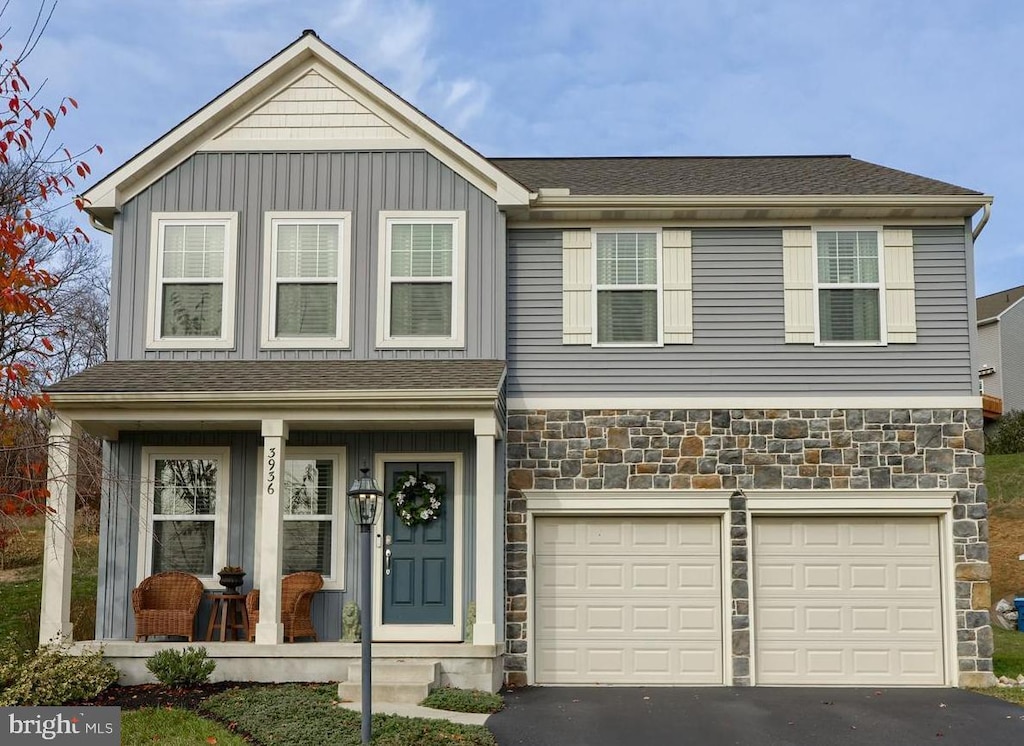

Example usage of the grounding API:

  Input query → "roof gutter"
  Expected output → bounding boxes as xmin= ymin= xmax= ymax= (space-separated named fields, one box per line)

xmin=529 ymin=193 xmax=993 ymax=211
xmin=971 ymin=202 xmax=991 ymax=242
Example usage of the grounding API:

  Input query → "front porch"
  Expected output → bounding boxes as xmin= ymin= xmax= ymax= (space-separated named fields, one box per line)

xmin=39 ymin=360 xmax=507 ymax=691
xmin=76 ymin=640 xmax=504 ymax=691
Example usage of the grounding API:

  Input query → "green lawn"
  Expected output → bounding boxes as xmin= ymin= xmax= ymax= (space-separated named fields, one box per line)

xmin=986 ymin=453 xmax=1024 ymax=514
xmin=993 ymin=627 xmax=1024 ymax=678
xmin=122 ymin=708 xmax=248 ymax=746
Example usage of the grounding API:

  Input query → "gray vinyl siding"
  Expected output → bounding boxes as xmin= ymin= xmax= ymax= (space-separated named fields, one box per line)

xmin=999 ymin=301 xmax=1024 ymax=413
xmin=108 ymin=151 xmax=505 ymax=360
xmin=977 ymin=322 xmax=1002 ymax=399
xmin=506 ymin=226 xmax=974 ymax=398
xmin=96 ymin=429 xmax=477 ymax=641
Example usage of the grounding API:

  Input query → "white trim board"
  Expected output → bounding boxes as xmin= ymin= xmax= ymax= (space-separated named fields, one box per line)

xmin=372 ymin=452 xmax=465 ymax=643
xmin=524 ymin=489 xmax=732 ymax=513
xmin=507 ymin=396 xmax=982 ymax=410
xmin=744 ymin=489 xmax=955 ymax=513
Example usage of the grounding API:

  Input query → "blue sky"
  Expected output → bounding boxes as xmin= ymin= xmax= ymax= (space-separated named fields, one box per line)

xmin=11 ymin=0 xmax=1023 ymax=296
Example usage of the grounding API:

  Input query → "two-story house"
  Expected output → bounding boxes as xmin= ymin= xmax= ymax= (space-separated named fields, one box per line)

xmin=39 ymin=31 xmax=995 ymax=691
xmin=977 ymin=283 xmax=1024 ymax=423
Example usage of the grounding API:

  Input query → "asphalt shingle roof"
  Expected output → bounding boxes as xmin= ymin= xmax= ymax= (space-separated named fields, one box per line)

xmin=490 ymin=155 xmax=981 ymax=197
xmin=47 ymin=360 xmax=506 ymax=394
xmin=977 ymin=284 xmax=1024 ymax=322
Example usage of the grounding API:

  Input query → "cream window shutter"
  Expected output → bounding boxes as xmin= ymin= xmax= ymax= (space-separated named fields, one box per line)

xmin=562 ymin=230 xmax=592 ymax=344
xmin=782 ymin=228 xmax=815 ymax=343
xmin=883 ymin=228 xmax=917 ymax=343
xmin=662 ymin=229 xmax=693 ymax=343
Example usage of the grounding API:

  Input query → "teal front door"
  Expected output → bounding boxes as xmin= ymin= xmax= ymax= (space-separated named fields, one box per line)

xmin=382 ymin=462 xmax=455 ymax=626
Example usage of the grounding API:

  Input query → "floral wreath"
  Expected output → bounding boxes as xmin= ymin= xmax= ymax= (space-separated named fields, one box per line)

xmin=389 ymin=472 xmax=445 ymax=527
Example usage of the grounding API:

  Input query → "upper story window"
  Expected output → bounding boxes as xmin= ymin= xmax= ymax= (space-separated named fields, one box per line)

xmin=377 ymin=211 xmax=465 ymax=349
xmin=815 ymin=229 xmax=884 ymax=344
xmin=147 ymin=213 xmax=237 ymax=350
xmin=138 ymin=447 xmax=230 ymax=589
xmin=261 ymin=212 xmax=351 ymax=349
xmin=594 ymin=231 xmax=661 ymax=346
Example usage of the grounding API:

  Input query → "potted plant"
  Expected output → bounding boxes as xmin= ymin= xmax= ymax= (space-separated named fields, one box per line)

xmin=217 ymin=565 xmax=246 ymax=593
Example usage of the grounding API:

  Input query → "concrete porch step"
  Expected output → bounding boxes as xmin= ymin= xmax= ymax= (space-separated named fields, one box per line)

xmin=338 ymin=660 xmax=441 ymax=705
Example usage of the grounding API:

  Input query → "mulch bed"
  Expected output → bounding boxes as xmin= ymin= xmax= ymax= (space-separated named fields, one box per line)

xmin=71 ymin=681 xmax=261 ymax=711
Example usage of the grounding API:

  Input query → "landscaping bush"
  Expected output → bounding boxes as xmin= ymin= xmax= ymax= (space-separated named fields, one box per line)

xmin=988 ymin=409 xmax=1024 ymax=455
xmin=145 ymin=647 xmax=216 ymax=687
xmin=0 ymin=637 xmax=118 ymax=706
xmin=421 ymin=687 xmax=504 ymax=713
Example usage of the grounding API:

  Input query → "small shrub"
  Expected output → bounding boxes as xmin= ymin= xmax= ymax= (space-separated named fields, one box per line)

xmin=0 ymin=637 xmax=118 ymax=706
xmin=421 ymin=686 xmax=504 ymax=713
xmin=145 ymin=646 xmax=216 ymax=687
xmin=988 ymin=410 xmax=1024 ymax=455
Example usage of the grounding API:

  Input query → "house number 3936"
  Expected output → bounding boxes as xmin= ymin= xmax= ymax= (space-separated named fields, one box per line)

xmin=266 ymin=447 xmax=277 ymax=495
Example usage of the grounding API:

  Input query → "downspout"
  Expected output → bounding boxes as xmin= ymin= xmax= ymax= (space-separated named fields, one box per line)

xmin=971 ymin=202 xmax=991 ymax=241
xmin=88 ymin=212 xmax=112 ymax=235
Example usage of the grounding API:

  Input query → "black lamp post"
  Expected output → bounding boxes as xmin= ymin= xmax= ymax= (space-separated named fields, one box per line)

xmin=347 ymin=467 xmax=383 ymax=745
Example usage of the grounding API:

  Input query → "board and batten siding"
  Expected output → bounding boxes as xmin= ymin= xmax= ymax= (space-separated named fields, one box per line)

xmin=95 ymin=430 xmax=477 ymax=641
xmin=108 ymin=151 xmax=505 ymax=360
xmin=998 ymin=300 xmax=1024 ymax=413
xmin=506 ymin=226 xmax=974 ymax=398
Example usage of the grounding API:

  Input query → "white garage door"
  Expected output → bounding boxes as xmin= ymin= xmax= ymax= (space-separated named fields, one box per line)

xmin=534 ymin=516 xmax=723 ymax=685
xmin=753 ymin=516 xmax=945 ymax=686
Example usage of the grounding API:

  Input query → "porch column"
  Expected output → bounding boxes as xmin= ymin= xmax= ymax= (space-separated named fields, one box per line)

xmin=39 ymin=415 xmax=80 ymax=645
xmin=472 ymin=417 xmax=497 ymax=646
xmin=255 ymin=419 xmax=288 ymax=645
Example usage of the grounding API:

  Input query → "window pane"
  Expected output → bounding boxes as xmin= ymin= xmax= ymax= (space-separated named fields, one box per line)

xmin=390 ymin=223 xmax=453 ymax=278
xmin=282 ymin=521 xmax=331 ymax=575
xmin=161 ymin=284 xmax=223 ymax=337
xmin=152 ymin=520 xmax=214 ymax=575
xmin=818 ymin=231 xmax=878 ymax=284
xmin=819 ymin=288 xmax=880 ymax=342
xmin=162 ymin=224 xmax=224 ymax=280
xmin=153 ymin=458 xmax=218 ymax=515
xmin=284 ymin=459 xmax=333 ymax=516
xmin=390 ymin=282 xmax=452 ymax=337
xmin=597 ymin=289 xmax=658 ymax=344
xmin=596 ymin=232 xmax=657 ymax=285
xmin=276 ymin=284 xmax=337 ymax=337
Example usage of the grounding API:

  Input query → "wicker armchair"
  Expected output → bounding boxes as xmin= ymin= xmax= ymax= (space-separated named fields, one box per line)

xmin=132 ymin=571 xmax=203 ymax=642
xmin=246 ymin=571 xmax=323 ymax=642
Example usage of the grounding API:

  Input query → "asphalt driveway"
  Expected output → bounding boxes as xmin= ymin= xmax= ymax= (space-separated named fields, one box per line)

xmin=486 ymin=687 xmax=1024 ymax=745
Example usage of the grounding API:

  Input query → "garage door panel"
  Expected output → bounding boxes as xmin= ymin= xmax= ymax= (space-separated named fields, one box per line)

xmin=535 ymin=516 xmax=723 ymax=685
xmin=753 ymin=516 xmax=945 ymax=686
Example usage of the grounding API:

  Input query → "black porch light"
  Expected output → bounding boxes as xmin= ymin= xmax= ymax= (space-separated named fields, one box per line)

xmin=348 ymin=467 xmax=383 ymax=527
xmin=346 ymin=467 xmax=383 ymax=744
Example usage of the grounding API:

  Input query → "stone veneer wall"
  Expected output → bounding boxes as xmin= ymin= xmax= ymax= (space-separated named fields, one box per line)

xmin=504 ymin=408 xmax=993 ymax=688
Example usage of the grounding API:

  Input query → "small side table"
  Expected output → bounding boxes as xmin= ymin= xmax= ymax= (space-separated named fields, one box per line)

xmin=206 ymin=593 xmax=249 ymax=642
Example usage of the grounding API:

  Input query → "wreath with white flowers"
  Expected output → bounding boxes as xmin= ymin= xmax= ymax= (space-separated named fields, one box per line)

xmin=389 ymin=472 xmax=445 ymax=527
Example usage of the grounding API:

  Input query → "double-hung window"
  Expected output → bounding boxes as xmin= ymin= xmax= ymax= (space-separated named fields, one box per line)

xmin=594 ymin=231 xmax=661 ymax=345
xmin=139 ymin=448 xmax=229 ymax=587
xmin=262 ymin=212 xmax=351 ymax=348
xmin=377 ymin=211 xmax=465 ymax=348
xmin=148 ymin=213 xmax=237 ymax=349
xmin=255 ymin=448 xmax=346 ymax=589
xmin=815 ymin=229 xmax=884 ymax=344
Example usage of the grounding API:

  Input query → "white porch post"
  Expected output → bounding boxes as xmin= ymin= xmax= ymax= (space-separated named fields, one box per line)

xmin=39 ymin=415 xmax=80 ymax=645
xmin=472 ymin=417 xmax=497 ymax=646
xmin=255 ymin=419 xmax=288 ymax=645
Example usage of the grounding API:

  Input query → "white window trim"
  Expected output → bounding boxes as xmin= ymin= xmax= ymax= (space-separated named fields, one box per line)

xmin=254 ymin=447 xmax=347 ymax=591
xmin=137 ymin=447 xmax=231 ymax=591
xmin=146 ymin=212 xmax=238 ymax=350
xmin=375 ymin=210 xmax=466 ymax=349
xmin=260 ymin=211 xmax=352 ymax=349
xmin=812 ymin=225 xmax=888 ymax=347
xmin=591 ymin=228 xmax=664 ymax=348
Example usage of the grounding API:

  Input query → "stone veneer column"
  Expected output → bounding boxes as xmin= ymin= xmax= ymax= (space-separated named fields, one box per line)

xmin=504 ymin=408 xmax=994 ymax=687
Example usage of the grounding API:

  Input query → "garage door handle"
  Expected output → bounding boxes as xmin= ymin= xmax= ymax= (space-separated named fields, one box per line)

xmin=385 ymin=548 xmax=392 ymax=576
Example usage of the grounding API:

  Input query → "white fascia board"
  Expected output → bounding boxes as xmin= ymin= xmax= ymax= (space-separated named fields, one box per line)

xmin=82 ymin=35 xmax=530 ymax=217
xmin=507 ymin=396 xmax=983 ymax=410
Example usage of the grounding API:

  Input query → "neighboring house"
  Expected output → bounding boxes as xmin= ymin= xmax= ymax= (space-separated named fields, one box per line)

xmin=38 ymin=31 xmax=995 ymax=690
xmin=977 ymin=283 xmax=1024 ymax=422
